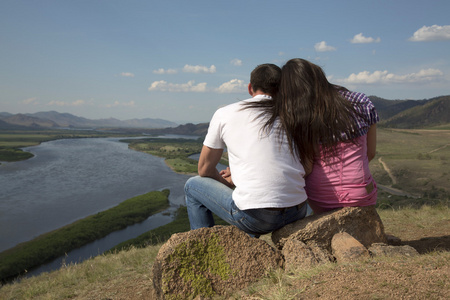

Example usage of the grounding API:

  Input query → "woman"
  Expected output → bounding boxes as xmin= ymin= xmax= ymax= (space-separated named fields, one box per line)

xmin=279 ymin=58 xmax=379 ymax=213
xmin=248 ymin=58 xmax=379 ymax=214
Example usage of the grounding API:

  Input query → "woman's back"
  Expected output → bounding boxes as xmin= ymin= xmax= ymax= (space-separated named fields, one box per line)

xmin=305 ymin=134 xmax=377 ymax=213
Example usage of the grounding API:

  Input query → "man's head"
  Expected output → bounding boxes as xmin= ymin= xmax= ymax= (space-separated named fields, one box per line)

xmin=249 ymin=63 xmax=281 ymax=96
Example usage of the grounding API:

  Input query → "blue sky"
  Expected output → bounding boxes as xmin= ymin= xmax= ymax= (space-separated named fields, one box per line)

xmin=1 ymin=0 xmax=449 ymax=124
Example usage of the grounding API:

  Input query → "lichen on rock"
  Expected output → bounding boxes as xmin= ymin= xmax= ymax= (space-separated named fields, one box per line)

xmin=165 ymin=233 xmax=232 ymax=298
xmin=152 ymin=226 xmax=283 ymax=300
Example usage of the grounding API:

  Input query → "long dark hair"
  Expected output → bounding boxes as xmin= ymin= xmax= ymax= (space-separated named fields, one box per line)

xmin=243 ymin=58 xmax=361 ymax=164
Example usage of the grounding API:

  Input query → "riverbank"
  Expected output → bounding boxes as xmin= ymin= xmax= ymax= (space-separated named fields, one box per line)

xmin=123 ymin=137 xmax=203 ymax=174
xmin=0 ymin=190 xmax=170 ymax=282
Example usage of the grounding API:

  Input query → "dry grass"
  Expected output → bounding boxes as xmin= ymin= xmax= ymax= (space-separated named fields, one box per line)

xmin=236 ymin=251 xmax=449 ymax=300
xmin=0 ymin=246 xmax=160 ymax=299
xmin=371 ymin=129 xmax=450 ymax=199
xmin=1 ymin=205 xmax=449 ymax=300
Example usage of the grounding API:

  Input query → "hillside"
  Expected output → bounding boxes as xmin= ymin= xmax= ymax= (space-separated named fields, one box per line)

xmin=370 ymin=95 xmax=450 ymax=128
xmin=1 ymin=95 xmax=449 ymax=131
xmin=369 ymin=96 xmax=428 ymax=120
xmin=0 ymin=111 xmax=178 ymax=129
xmin=145 ymin=122 xmax=209 ymax=137
xmin=2 ymin=114 xmax=59 ymax=128
xmin=378 ymin=96 xmax=450 ymax=128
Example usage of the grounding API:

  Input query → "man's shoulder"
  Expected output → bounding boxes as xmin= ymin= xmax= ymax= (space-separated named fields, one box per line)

xmin=214 ymin=99 xmax=250 ymax=114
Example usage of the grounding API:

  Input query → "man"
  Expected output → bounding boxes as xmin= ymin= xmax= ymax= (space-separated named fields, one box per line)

xmin=184 ymin=64 xmax=308 ymax=236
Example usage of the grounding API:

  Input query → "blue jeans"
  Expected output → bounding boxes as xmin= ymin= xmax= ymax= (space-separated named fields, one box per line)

xmin=184 ymin=176 xmax=308 ymax=236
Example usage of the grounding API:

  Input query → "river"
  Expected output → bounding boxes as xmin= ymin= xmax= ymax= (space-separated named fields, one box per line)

xmin=0 ymin=136 xmax=196 ymax=254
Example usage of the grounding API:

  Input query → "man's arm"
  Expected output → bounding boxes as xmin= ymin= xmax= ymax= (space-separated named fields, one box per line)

xmin=366 ymin=124 xmax=377 ymax=162
xmin=198 ymin=145 xmax=234 ymax=188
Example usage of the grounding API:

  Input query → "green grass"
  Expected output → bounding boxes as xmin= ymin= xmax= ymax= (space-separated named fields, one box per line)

xmin=109 ymin=206 xmax=228 ymax=252
xmin=0 ymin=190 xmax=170 ymax=282
xmin=0 ymin=148 xmax=34 ymax=161
xmin=370 ymin=128 xmax=450 ymax=200
xmin=125 ymin=137 xmax=204 ymax=174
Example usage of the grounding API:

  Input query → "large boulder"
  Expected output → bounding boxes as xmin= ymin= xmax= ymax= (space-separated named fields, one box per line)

xmin=272 ymin=206 xmax=387 ymax=254
xmin=152 ymin=225 xmax=283 ymax=300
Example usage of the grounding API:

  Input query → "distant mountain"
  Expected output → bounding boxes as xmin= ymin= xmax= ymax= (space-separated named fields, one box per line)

xmin=0 ymin=118 xmax=31 ymax=130
xmin=374 ymin=96 xmax=450 ymax=129
xmin=0 ymin=111 xmax=178 ymax=129
xmin=28 ymin=111 xmax=94 ymax=127
xmin=121 ymin=118 xmax=179 ymax=129
xmin=0 ymin=112 xmax=13 ymax=118
xmin=147 ymin=122 xmax=209 ymax=136
xmin=1 ymin=95 xmax=449 ymax=131
xmin=369 ymin=96 xmax=429 ymax=120
xmin=2 ymin=114 xmax=59 ymax=128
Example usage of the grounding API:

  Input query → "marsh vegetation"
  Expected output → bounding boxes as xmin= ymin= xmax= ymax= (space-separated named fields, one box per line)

xmin=0 ymin=190 xmax=170 ymax=282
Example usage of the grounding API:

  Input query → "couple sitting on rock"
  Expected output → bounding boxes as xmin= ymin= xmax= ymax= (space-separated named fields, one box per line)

xmin=185 ymin=59 xmax=378 ymax=237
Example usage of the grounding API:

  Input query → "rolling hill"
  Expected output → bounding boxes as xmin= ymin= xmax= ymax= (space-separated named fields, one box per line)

xmin=370 ymin=95 xmax=450 ymax=128
xmin=1 ymin=95 xmax=449 ymax=131
xmin=0 ymin=111 xmax=178 ymax=129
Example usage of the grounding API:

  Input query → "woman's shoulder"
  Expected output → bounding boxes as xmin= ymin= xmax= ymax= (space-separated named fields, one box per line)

xmin=339 ymin=90 xmax=372 ymax=104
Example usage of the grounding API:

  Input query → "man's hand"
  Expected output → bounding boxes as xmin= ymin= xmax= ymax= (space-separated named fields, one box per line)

xmin=198 ymin=145 xmax=234 ymax=188
xmin=220 ymin=167 xmax=234 ymax=187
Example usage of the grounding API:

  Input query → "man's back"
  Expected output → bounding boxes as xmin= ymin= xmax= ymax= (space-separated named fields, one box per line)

xmin=203 ymin=95 xmax=307 ymax=210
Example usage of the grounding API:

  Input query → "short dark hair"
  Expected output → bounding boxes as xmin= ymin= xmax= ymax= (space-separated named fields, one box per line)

xmin=250 ymin=64 xmax=281 ymax=96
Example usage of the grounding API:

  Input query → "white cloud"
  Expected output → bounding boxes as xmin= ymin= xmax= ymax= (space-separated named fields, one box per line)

xmin=230 ymin=58 xmax=242 ymax=66
xmin=23 ymin=97 xmax=38 ymax=105
xmin=216 ymin=79 xmax=246 ymax=93
xmin=105 ymin=100 xmax=136 ymax=108
xmin=350 ymin=33 xmax=381 ymax=44
xmin=120 ymin=72 xmax=135 ymax=77
xmin=314 ymin=41 xmax=336 ymax=52
xmin=409 ymin=25 xmax=450 ymax=41
xmin=182 ymin=64 xmax=216 ymax=74
xmin=47 ymin=99 xmax=86 ymax=106
xmin=153 ymin=68 xmax=178 ymax=74
xmin=337 ymin=68 xmax=444 ymax=84
xmin=148 ymin=80 xmax=207 ymax=92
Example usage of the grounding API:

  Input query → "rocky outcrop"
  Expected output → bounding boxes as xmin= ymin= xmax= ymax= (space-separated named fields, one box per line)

xmin=152 ymin=225 xmax=283 ymax=300
xmin=272 ymin=206 xmax=387 ymax=251
xmin=152 ymin=206 xmax=418 ymax=299
xmin=274 ymin=206 xmax=387 ymax=270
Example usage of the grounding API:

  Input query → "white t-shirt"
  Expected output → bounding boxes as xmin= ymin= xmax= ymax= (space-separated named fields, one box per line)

xmin=203 ymin=95 xmax=307 ymax=210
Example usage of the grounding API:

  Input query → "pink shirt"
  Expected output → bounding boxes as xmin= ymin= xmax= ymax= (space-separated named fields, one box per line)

xmin=305 ymin=134 xmax=377 ymax=213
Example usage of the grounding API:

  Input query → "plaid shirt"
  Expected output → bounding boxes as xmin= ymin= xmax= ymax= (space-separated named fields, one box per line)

xmin=339 ymin=90 xmax=379 ymax=140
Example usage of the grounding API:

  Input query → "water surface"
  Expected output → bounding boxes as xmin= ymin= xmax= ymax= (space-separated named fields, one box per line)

xmin=0 ymin=137 xmax=192 ymax=252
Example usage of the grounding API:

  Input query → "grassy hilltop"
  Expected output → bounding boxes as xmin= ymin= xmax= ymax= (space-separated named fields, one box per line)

xmin=0 ymin=127 xmax=449 ymax=299
xmin=0 ymin=203 xmax=448 ymax=299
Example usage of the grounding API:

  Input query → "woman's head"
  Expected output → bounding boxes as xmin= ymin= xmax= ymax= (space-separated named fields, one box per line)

xmin=276 ymin=58 xmax=357 ymax=163
xmin=279 ymin=58 xmax=337 ymax=111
